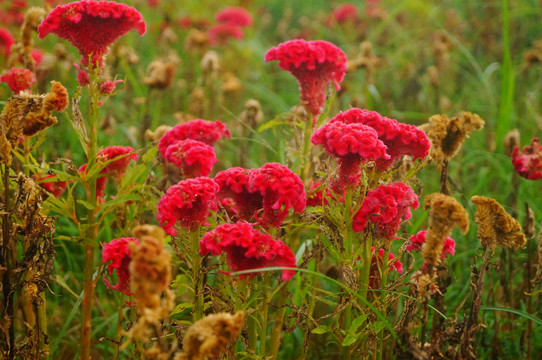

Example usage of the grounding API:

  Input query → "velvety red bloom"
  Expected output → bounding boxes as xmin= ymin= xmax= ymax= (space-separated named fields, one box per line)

xmin=78 ymin=163 xmax=107 ymax=199
xmin=215 ymin=6 xmax=252 ymax=27
xmin=0 ymin=0 xmax=26 ymax=26
xmin=333 ymin=4 xmax=359 ymax=23
xmin=311 ymin=120 xmax=389 ymax=189
xmin=353 ymin=182 xmax=419 ymax=238
xmin=330 ymin=108 xmax=430 ymax=171
xmin=200 ymin=222 xmax=297 ymax=280
xmin=100 ymin=79 xmax=123 ymax=94
xmin=407 ymin=230 xmax=455 ymax=258
xmin=511 ymin=138 xmax=542 ymax=180
xmin=164 ymin=139 xmax=217 ymax=178
xmin=97 ymin=146 xmax=138 ymax=179
xmin=0 ymin=27 xmax=14 ymax=57
xmin=37 ymin=0 xmax=146 ymax=67
xmin=102 ymin=237 xmax=139 ymax=295
xmin=265 ymin=40 xmax=347 ymax=119
xmin=156 ymin=177 xmax=219 ymax=236
xmin=369 ymin=247 xmax=403 ymax=288
xmin=158 ymin=119 xmax=231 ymax=157
xmin=0 ymin=68 xmax=36 ymax=93
xmin=31 ymin=49 xmax=44 ymax=67
xmin=215 ymin=167 xmax=262 ymax=222
xmin=208 ymin=23 xmax=244 ymax=45
xmin=35 ymin=174 xmax=67 ymax=198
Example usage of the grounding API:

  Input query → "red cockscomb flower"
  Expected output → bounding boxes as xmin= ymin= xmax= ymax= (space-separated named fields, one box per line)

xmin=265 ymin=40 xmax=347 ymax=120
xmin=407 ymin=230 xmax=455 ymax=258
xmin=333 ymin=4 xmax=359 ymax=23
xmin=330 ymin=108 xmax=430 ymax=171
xmin=214 ymin=167 xmax=262 ymax=222
xmin=0 ymin=67 xmax=36 ymax=93
xmin=215 ymin=6 xmax=252 ymax=27
xmin=100 ymin=79 xmax=123 ymax=94
xmin=208 ymin=23 xmax=244 ymax=45
xmin=35 ymin=174 xmax=67 ymax=198
xmin=156 ymin=177 xmax=219 ymax=236
xmin=102 ymin=237 xmax=139 ymax=295
xmin=0 ymin=0 xmax=26 ymax=26
xmin=369 ymin=247 xmax=403 ymax=288
xmin=311 ymin=119 xmax=389 ymax=189
xmin=511 ymin=138 xmax=542 ymax=180
xmin=37 ymin=0 xmax=146 ymax=68
xmin=78 ymin=163 xmax=107 ymax=199
xmin=353 ymin=182 xmax=419 ymax=239
xmin=0 ymin=27 xmax=14 ymax=57
xmin=158 ymin=119 xmax=231 ymax=158
xmin=164 ymin=139 xmax=217 ymax=178
xmin=200 ymin=222 xmax=297 ymax=280
xmin=97 ymin=145 xmax=138 ymax=181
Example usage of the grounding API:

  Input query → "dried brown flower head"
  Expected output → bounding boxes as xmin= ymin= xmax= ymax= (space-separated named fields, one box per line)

xmin=422 ymin=193 xmax=469 ymax=266
xmin=221 ymin=72 xmax=241 ymax=93
xmin=177 ymin=311 xmax=244 ymax=360
xmin=523 ymin=38 xmax=542 ymax=69
xmin=143 ymin=59 xmax=176 ymax=89
xmin=503 ymin=128 xmax=520 ymax=157
xmin=240 ymin=99 xmax=263 ymax=129
xmin=185 ymin=28 xmax=209 ymax=54
xmin=21 ymin=7 xmax=47 ymax=70
xmin=201 ymin=50 xmax=220 ymax=80
xmin=425 ymin=112 xmax=485 ymax=168
xmin=188 ymin=87 xmax=205 ymax=117
xmin=471 ymin=195 xmax=526 ymax=251
xmin=145 ymin=125 xmax=173 ymax=142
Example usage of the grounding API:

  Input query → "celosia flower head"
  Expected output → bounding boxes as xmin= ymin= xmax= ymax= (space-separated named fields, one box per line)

xmin=0 ymin=27 xmax=15 ymax=57
xmin=35 ymin=174 xmax=67 ymax=198
xmin=369 ymin=247 xmax=403 ymax=288
xmin=265 ymin=39 xmax=347 ymax=119
xmin=102 ymin=237 xmax=139 ymax=295
xmin=157 ymin=177 xmax=219 ymax=236
xmin=215 ymin=6 xmax=252 ymax=27
xmin=208 ymin=23 xmax=244 ymax=46
xmin=407 ymin=230 xmax=455 ymax=258
xmin=0 ymin=68 xmax=36 ymax=93
xmin=37 ymin=0 xmax=146 ymax=67
xmin=200 ymin=222 xmax=297 ymax=280
xmin=353 ymin=182 xmax=419 ymax=239
xmin=164 ymin=139 xmax=217 ymax=178
xmin=97 ymin=145 xmax=138 ymax=180
xmin=333 ymin=4 xmax=359 ymax=24
xmin=158 ymin=119 xmax=231 ymax=158
xmin=215 ymin=167 xmax=261 ymax=221
xmin=511 ymin=138 xmax=542 ymax=180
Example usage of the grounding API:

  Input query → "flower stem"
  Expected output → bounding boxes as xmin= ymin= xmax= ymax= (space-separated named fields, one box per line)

xmin=259 ymin=281 xmax=269 ymax=357
xmin=190 ymin=228 xmax=204 ymax=320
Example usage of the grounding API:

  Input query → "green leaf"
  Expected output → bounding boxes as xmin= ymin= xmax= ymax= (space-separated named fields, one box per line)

xmin=342 ymin=332 xmax=359 ymax=347
xmin=53 ymin=275 xmax=79 ymax=299
xmin=257 ymin=119 xmax=286 ymax=132
xmin=77 ymin=199 xmax=95 ymax=210
xmin=170 ymin=302 xmax=193 ymax=316
xmin=142 ymin=146 xmax=158 ymax=163
xmin=481 ymin=306 xmax=542 ymax=326
xmin=349 ymin=314 xmax=368 ymax=333
xmin=311 ymin=325 xmax=331 ymax=334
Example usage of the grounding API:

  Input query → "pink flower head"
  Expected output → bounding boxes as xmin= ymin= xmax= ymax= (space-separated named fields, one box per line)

xmin=511 ymin=138 xmax=542 ymax=180
xmin=100 ymin=79 xmax=123 ymax=94
xmin=31 ymin=49 xmax=44 ymax=67
xmin=37 ymin=0 xmax=146 ymax=68
xmin=102 ymin=237 xmax=139 ymax=295
xmin=215 ymin=167 xmax=262 ymax=222
xmin=215 ymin=6 xmax=253 ymax=27
xmin=200 ymin=222 xmax=297 ymax=280
xmin=407 ymin=230 xmax=455 ymax=258
xmin=0 ymin=27 xmax=15 ymax=57
xmin=78 ymin=163 xmax=107 ymax=199
xmin=164 ymin=139 xmax=217 ymax=178
xmin=333 ymin=4 xmax=359 ymax=23
xmin=35 ymin=174 xmax=67 ymax=198
xmin=265 ymin=40 xmax=347 ymax=119
xmin=369 ymin=247 xmax=403 ymax=288
xmin=156 ymin=177 xmax=219 ymax=236
xmin=0 ymin=1 xmax=26 ymax=26
xmin=208 ymin=23 xmax=244 ymax=45
xmin=97 ymin=146 xmax=138 ymax=179
xmin=158 ymin=119 xmax=231 ymax=158
xmin=311 ymin=119 xmax=389 ymax=189
xmin=353 ymin=182 xmax=419 ymax=239
xmin=0 ymin=68 xmax=36 ymax=93
xmin=330 ymin=108 xmax=430 ymax=171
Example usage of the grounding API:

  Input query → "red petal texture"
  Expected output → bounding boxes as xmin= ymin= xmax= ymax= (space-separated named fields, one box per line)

xmin=208 ymin=23 xmax=244 ymax=45
xmin=511 ymin=138 xmax=542 ymax=180
xmin=215 ymin=6 xmax=252 ymax=27
xmin=333 ymin=4 xmax=359 ymax=23
xmin=164 ymin=139 xmax=217 ymax=178
xmin=200 ymin=222 xmax=297 ymax=280
xmin=102 ymin=237 xmax=139 ymax=295
xmin=0 ymin=67 xmax=36 ymax=93
xmin=0 ymin=27 xmax=15 ymax=57
xmin=406 ymin=230 xmax=456 ymax=258
xmin=35 ymin=174 xmax=67 ymax=198
xmin=97 ymin=145 xmax=138 ymax=176
xmin=38 ymin=0 xmax=146 ymax=67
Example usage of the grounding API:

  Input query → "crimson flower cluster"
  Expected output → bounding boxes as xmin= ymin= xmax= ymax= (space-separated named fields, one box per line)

xmin=0 ymin=68 xmax=36 ymax=93
xmin=200 ymin=222 xmax=297 ymax=280
xmin=102 ymin=237 xmax=139 ymax=295
xmin=214 ymin=163 xmax=306 ymax=228
xmin=38 ymin=0 xmax=146 ymax=68
xmin=209 ymin=6 xmax=252 ymax=45
xmin=265 ymin=39 xmax=347 ymax=120
xmin=332 ymin=4 xmax=359 ymax=24
xmin=156 ymin=177 xmax=219 ymax=236
xmin=352 ymin=182 xmax=419 ymax=239
xmin=511 ymin=138 xmax=542 ymax=180
xmin=0 ymin=27 xmax=14 ymax=57
xmin=369 ymin=247 xmax=403 ymax=288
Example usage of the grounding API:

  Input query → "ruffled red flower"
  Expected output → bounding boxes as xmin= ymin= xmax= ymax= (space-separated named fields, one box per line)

xmin=215 ymin=167 xmax=262 ymax=221
xmin=200 ymin=222 xmax=297 ymax=280
xmin=78 ymin=163 xmax=107 ymax=199
xmin=511 ymin=138 xmax=542 ymax=180
xmin=102 ymin=237 xmax=139 ymax=295
xmin=0 ymin=1 xmax=26 ymax=26
xmin=97 ymin=146 xmax=138 ymax=180
xmin=369 ymin=247 xmax=403 ymax=288
xmin=0 ymin=68 xmax=36 ymax=93
xmin=353 ymin=182 xmax=419 ymax=238
xmin=333 ymin=4 xmax=359 ymax=23
xmin=0 ymin=27 xmax=15 ymax=57
xmin=208 ymin=23 xmax=244 ymax=45
xmin=156 ymin=177 xmax=219 ymax=236
xmin=164 ymin=139 xmax=217 ymax=178
xmin=158 ymin=119 xmax=231 ymax=158
xmin=407 ymin=230 xmax=455 ymax=258
xmin=311 ymin=120 xmax=389 ymax=189
xmin=35 ymin=174 xmax=67 ymax=198
xmin=100 ymin=79 xmax=123 ymax=94
xmin=215 ymin=6 xmax=253 ymax=27
xmin=265 ymin=39 xmax=347 ymax=119
xmin=330 ymin=108 xmax=430 ymax=170
xmin=37 ymin=0 xmax=146 ymax=67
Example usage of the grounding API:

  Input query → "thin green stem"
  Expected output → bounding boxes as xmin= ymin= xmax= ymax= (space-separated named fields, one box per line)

xmin=190 ymin=228 xmax=204 ymax=320
xmin=259 ymin=279 xmax=269 ymax=357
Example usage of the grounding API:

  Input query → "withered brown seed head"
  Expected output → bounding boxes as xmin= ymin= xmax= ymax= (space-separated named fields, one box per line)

xmin=503 ymin=128 xmax=520 ymax=157
xmin=145 ymin=125 xmax=173 ymax=142
xmin=178 ymin=311 xmax=244 ymax=360
xmin=240 ymin=99 xmax=263 ymax=128
xmin=471 ymin=195 xmax=526 ymax=251
xmin=143 ymin=59 xmax=177 ymax=89
xmin=185 ymin=29 xmax=209 ymax=53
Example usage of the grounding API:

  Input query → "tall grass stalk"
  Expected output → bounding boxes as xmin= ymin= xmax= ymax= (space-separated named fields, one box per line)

xmin=497 ymin=0 xmax=515 ymax=150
